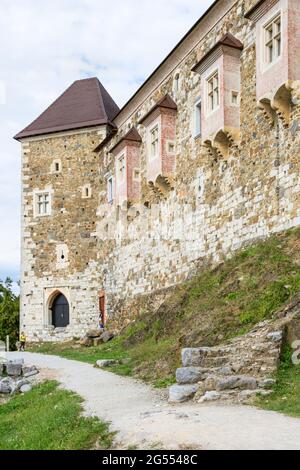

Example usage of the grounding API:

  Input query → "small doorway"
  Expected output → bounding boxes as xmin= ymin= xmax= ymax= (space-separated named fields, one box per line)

xmin=99 ymin=293 xmax=105 ymax=325
xmin=52 ymin=293 xmax=69 ymax=328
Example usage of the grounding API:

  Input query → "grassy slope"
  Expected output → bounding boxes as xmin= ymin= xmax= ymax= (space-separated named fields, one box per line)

xmin=0 ymin=381 xmax=114 ymax=450
xmin=258 ymin=346 xmax=300 ymax=417
xmin=31 ymin=228 xmax=300 ymax=391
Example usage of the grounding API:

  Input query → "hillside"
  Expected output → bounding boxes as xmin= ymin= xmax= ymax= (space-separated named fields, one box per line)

xmin=32 ymin=227 xmax=300 ymax=390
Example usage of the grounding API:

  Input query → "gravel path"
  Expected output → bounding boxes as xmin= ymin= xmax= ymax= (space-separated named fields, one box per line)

xmin=8 ymin=352 xmax=300 ymax=450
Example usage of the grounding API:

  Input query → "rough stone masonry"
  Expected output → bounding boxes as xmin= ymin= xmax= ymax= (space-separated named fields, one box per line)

xmin=15 ymin=0 xmax=300 ymax=342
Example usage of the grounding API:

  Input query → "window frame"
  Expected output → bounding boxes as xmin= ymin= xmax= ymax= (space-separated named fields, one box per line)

xmin=263 ymin=11 xmax=282 ymax=68
xmin=194 ymin=98 xmax=202 ymax=138
xmin=206 ymin=69 xmax=220 ymax=115
xmin=34 ymin=190 xmax=51 ymax=218
xmin=148 ymin=122 xmax=160 ymax=161
xmin=107 ymin=175 xmax=114 ymax=203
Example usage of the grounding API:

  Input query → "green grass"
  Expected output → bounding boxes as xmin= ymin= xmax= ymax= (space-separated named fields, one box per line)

xmin=258 ymin=346 xmax=300 ymax=418
xmin=0 ymin=381 xmax=114 ymax=450
xmin=30 ymin=228 xmax=300 ymax=389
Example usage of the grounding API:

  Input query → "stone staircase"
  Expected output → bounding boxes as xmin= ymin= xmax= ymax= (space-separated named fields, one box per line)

xmin=169 ymin=319 xmax=286 ymax=404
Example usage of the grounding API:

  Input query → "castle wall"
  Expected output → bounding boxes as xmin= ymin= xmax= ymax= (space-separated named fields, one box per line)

xmin=20 ymin=0 xmax=300 ymax=341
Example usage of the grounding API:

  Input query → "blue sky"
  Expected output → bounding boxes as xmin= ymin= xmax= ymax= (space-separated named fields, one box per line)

xmin=0 ymin=0 xmax=214 ymax=288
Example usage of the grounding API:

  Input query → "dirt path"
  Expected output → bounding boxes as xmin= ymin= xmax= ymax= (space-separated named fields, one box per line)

xmin=8 ymin=352 xmax=300 ymax=450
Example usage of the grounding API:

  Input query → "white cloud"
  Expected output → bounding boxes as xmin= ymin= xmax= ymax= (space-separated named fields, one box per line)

xmin=0 ymin=0 xmax=214 ymax=282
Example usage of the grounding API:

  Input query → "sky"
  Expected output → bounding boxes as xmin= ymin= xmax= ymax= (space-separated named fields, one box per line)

xmin=0 ymin=0 xmax=214 ymax=288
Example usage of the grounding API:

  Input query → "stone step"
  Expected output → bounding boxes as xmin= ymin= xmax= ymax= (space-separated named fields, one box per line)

xmin=195 ymin=388 xmax=273 ymax=404
xmin=176 ymin=365 xmax=235 ymax=384
xmin=182 ymin=348 xmax=230 ymax=367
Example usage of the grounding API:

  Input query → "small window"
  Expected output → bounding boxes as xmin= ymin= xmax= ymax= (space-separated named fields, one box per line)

xmin=231 ymin=91 xmax=239 ymax=106
xmin=264 ymin=14 xmax=281 ymax=64
xmin=194 ymin=99 xmax=202 ymax=137
xmin=36 ymin=192 xmax=50 ymax=216
xmin=167 ymin=141 xmax=175 ymax=154
xmin=133 ymin=169 xmax=140 ymax=181
xmin=52 ymin=159 xmax=61 ymax=174
xmin=118 ymin=155 xmax=125 ymax=180
xmin=174 ymin=73 xmax=180 ymax=93
xmin=207 ymin=71 xmax=219 ymax=112
xmin=150 ymin=125 xmax=159 ymax=158
xmin=107 ymin=176 xmax=114 ymax=203
xmin=82 ymin=185 xmax=91 ymax=199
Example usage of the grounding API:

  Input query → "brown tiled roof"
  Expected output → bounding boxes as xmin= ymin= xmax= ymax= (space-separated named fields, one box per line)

xmin=191 ymin=33 xmax=244 ymax=72
xmin=139 ymin=94 xmax=177 ymax=125
xmin=14 ymin=77 xmax=120 ymax=140
xmin=110 ymin=127 xmax=142 ymax=153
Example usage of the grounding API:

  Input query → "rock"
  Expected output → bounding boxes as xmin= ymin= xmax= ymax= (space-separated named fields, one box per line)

xmin=22 ymin=365 xmax=39 ymax=378
xmin=96 ymin=359 xmax=116 ymax=368
xmin=20 ymin=384 xmax=32 ymax=393
xmin=86 ymin=329 xmax=102 ymax=339
xmin=198 ymin=391 xmax=221 ymax=403
xmin=176 ymin=367 xmax=205 ymax=384
xmin=218 ymin=366 xmax=233 ymax=375
xmin=14 ymin=379 xmax=30 ymax=391
xmin=181 ymin=348 xmax=206 ymax=367
xmin=203 ymin=376 xmax=218 ymax=392
xmin=239 ymin=390 xmax=259 ymax=400
xmin=79 ymin=337 xmax=94 ymax=347
xmin=217 ymin=375 xmax=257 ymax=391
xmin=0 ymin=362 xmax=5 ymax=376
xmin=100 ymin=331 xmax=114 ymax=343
xmin=258 ymin=389 xmax=272 ymax=397
xmin=258 ymin=378 xmax=276 ymax=389
xmin=0 ymin=378 xmax=14 ymax=394
xmin=93 ymin=337 xmax=103 ymax=346
xmin=168 ymin=384 xmax=199 ymax=403
xmin=6 ymin=361 xmax=23 ymax=377
xmin=267 ymin=331 xmax=283 ymax=342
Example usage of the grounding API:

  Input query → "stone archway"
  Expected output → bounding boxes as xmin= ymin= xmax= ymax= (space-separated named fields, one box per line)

xmin=46 ymin=290 xmax=70 ymax=328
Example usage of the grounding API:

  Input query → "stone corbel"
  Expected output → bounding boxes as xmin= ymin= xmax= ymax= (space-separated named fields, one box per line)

xmin=259 ymin=81 xmax=299 ymax=128
xmin=203 ymin=127 xmax=240 ymax=159
xmin=148 ymin=174 xmax=175 ymax=199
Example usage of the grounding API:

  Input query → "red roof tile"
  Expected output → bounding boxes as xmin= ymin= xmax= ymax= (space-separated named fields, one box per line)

xmin=14 ymin=77 xmax=119 ymax=140
xmin=139 ymin=94 xmax=177 ymax=125
xmin=110 ymin=127 xmax=142 ymax=153
xmin=192 ymin=33 xmax=244 ymax=72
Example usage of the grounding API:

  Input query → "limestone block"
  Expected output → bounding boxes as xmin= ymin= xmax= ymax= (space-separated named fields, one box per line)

xmin=176 ymin=367 xmax=205 ymax=384
xmin=168 ymin=384 xmax=199 ymax=403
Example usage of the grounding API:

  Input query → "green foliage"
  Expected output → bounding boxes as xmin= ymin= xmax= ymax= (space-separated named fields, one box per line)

xmin=0 ymin=278 xmax=19 ymax=349
xmin=0 ymin=381 xmax=114 ymax=450
xmin=258 ymin=345 xmax=300 ymax=418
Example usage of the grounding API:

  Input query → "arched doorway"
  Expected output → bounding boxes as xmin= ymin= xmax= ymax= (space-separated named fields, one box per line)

xmin=51 ymin=293 xmax=69 ymax=328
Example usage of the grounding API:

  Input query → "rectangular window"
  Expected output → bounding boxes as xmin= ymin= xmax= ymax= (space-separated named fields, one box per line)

xmin=150 ymin=125 xmax=159 ymax=158
xmin=265 ymin=14 xmax=281 ymax=64
xmin=107 ymin=176 xmax=114 ymax=203
xmin=118 ymin=155 xmax=125 ymax=179
xmin=231 ymin=91 xmax=239 ymax=106
xmin=194 ymin=99 xmax=202 ymax=137
xmin=36 ymin=192 xmax=50 ymax=216
xmin=207 ymin=71 xmax=219 ymax=112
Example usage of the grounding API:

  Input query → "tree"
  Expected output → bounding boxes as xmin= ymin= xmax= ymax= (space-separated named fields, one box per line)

xmin=0 ymin=278 xmax=20 ymax=350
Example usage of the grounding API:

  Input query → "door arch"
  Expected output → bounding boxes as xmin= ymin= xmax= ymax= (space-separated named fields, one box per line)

xmin=51 ymin=293 xmax=69 ymax=328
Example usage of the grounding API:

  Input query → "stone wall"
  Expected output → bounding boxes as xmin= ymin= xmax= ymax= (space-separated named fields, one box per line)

xmin=21 ymin=0 xmax=300 ymax=341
